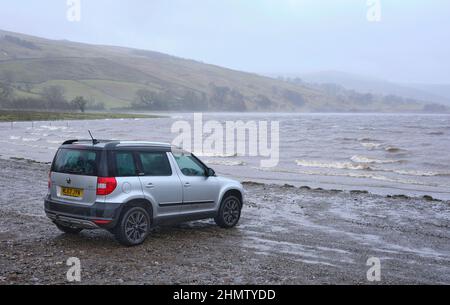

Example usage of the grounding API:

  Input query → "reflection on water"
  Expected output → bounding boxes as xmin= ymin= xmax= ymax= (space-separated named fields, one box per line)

xmin=1 ymin=113 xmax=450 ymax=200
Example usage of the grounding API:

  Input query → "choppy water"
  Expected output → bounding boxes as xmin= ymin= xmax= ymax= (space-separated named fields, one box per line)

xmin=1 ymin=113 xmax=450 ymax=200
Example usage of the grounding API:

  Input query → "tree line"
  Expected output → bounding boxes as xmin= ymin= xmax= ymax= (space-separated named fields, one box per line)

xmin=0 ymin=82 xmax=104 ymax=112
xmin=131 ymin=83 xmax=257 ymax=111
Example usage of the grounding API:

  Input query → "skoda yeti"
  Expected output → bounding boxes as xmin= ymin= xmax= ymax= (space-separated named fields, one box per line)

xmin=45 ymin=140 xmax=244 ymax=246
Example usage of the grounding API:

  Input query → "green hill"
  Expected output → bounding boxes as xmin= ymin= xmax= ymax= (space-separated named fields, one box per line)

xmin=0 ymin=29 xmax=433 ymax=112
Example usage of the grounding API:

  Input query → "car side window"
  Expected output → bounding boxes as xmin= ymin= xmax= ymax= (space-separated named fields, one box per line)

xmin=114 ymin=152 xmax=137 ymax=177
xmin=138 ymin=152 xmax=172 ymax=176
xmin=173 ymin=154 xmax=206 ymax=176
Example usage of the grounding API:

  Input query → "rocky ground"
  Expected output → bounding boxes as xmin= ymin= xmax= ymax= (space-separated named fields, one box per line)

xmin=0 ymin=158 xmax=449 ymax=284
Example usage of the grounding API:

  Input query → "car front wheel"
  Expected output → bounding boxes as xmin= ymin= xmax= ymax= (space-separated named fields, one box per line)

xmin=215 ymin=195 xmax=242 ymax=228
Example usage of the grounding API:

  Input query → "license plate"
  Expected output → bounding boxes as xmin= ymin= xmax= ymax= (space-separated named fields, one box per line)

xmin=61 ymin=187 xmax=83 ymax=198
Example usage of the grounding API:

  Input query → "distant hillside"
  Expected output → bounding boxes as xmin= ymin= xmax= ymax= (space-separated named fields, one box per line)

xmin=408 ymin=83 xmax=450 ymax=106
xmin=0 ymin=30 xmax=441 ymax=112
xmin=299 ymin=70 xmax=450 ymax=106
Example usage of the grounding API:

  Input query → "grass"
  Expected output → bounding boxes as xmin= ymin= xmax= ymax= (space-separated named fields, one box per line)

xmin=31 ymin=79 xmax=129 ymax=108
xmin=0 ymin=110 xmax=163 ymax=122
xmin=0 ymin=29 xmax=429 ymax=112
xmin=30 ymin=79 xmax=162 ymax=108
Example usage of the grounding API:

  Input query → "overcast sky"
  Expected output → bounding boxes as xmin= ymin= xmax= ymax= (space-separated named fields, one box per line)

xmin=0 ymin=0 xmax=449 ymax=83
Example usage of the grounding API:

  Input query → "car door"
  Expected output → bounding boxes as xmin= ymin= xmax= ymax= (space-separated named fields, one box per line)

xmin=169 ymin=151 xmax=219 ymax=213
xmin=136 ymin=150 xmax=183 ymax=217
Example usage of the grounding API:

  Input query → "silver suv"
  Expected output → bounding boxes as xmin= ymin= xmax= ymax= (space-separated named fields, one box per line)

xmin=45 ymin=139 xmax=244 ymax=246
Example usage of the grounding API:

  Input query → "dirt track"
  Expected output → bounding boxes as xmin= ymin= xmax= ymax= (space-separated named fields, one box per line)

xmin=0 ymin=158 xmax=449 ymax=284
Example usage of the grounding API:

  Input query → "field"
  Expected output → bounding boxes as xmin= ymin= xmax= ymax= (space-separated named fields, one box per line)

xmin=0 ymin=29 xmax=430 ymax=112
xmin=0 ymin=110 xmax=161 ymax=122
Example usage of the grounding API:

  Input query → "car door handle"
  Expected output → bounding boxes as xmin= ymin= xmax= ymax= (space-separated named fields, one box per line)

xmin=184 ymin=182 xmax=191 ymax=188
xmin=145 ymin=183 xmax=155 ymax=189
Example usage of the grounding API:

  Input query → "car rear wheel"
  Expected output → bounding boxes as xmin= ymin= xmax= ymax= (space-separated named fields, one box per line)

xmin=114 ymin=207 xmax=150 ymax=246
xmin=214 ymin=195 xmax=242 ymax=228
xmin=55 ymin=223 xmax=83 ymax=234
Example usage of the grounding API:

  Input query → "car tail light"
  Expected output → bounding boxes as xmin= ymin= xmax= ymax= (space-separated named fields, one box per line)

xmin=48 ymin=171 xmax=52 ymax=189
xmin=96 ymin=177 xmax=117 ymax=195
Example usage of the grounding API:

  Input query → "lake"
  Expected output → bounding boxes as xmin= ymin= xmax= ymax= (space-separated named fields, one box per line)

xmin=1 ymin=113 xmax=449 ymax=200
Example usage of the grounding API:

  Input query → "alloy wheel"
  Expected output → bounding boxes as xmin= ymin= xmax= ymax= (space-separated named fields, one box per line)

xmin=222 ymin=198 xmax=240 ymax=226
xmin=124 ymin=210 xmax=148 ymax=243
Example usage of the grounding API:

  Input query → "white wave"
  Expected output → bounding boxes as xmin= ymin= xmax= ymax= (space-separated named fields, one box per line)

xmin=320 ymin=172 xmax=434 ymax=186
xmin=22 ymin=137 xmax=40 ymax=142
xmin=361 ymin=142 xmax=381 ymax=150
xmin=9 ymin=136 xmax=21 ymax=140
xmin=205 ymin=159 xmax=246 ymax=166
xmin=350 ymin=155 xmax=403 ymax=164
xmin=295 ymin=159 xmax=372 ymax=170
xmin=328 ymin=171 xmax=433 ymax=186
xmin=194 ymin=151 xmax=238 ymax=158
xmin=256 ymin=166 xmax=437 ymax=187
xmin=393 ymin=169 xmax=450 ymax=177
xmin=46 ymin=140 xmax=63 ymax=144
xmin=39 ymin=125 xmax=67 ymax=131
xmin=366 ymin=175 xmax=436 ymax=186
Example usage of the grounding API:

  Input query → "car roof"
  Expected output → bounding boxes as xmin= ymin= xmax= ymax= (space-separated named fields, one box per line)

xmin=60 ymin=140 xmax=172 ymax=151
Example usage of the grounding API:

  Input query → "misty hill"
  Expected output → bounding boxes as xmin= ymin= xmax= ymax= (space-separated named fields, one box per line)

xmin=409 ymin=83 xmax=450 ymax=106
xmin=0 ymin=30 xmax=440 ymax=112
xmin=300 ymin=71 xmax=450 ymax=106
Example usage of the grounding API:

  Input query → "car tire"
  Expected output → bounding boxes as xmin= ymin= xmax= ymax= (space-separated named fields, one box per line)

xmin=55 ymin=223 xmax=83 ymax=234
xmin=214 ymin=195 xmax=242 ymax=228
xmin=114 ymin=207 xmax=151 ymax=246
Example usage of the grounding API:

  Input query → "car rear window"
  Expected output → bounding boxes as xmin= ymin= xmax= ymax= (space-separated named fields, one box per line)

xmin=52 ymin=148 xmax=100 ymax=176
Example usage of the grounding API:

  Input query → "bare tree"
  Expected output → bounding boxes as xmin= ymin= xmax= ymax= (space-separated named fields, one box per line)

xmin=135 ymin=89 xmax=155 ymax=107
xmin=71 ymin=96 xmax=88 ymax=113
xmin=0 ymin=82 xmax=14 ymax=101
xmin=41 ymin=85 xmax=66 ymax=108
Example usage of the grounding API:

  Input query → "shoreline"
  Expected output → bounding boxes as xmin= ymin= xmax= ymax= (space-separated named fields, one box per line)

xmin=0 ymin=158 xmax=449 ymax=284
xmin=0 ymin=110 xmax=164 ymax=122
xmin=2 ymin=155 xmax=449 ymax=204
xmin=241 ymin=180 xmax=447 ymax=203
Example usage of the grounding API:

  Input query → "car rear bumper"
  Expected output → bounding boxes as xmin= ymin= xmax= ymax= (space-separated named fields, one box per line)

xmin=46 ymin=213 xmax=100 ymax=229
xmin=44 ymin=195 xmax=122 ymax=229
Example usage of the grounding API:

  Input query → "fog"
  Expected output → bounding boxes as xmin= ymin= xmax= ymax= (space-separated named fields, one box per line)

xmin=0 ymin=0 xmax=449 ymax=83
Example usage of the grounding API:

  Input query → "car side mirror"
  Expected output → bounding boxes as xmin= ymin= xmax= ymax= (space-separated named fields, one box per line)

xmin=206 ymin=168 xmax=216 ymax=177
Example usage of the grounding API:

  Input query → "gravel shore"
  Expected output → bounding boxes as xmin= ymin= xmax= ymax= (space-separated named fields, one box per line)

xmin=0 ymin=158 xmax=449 ymax=285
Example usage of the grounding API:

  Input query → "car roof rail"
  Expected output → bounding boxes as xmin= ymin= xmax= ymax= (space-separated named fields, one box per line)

xmin=62 ymin=139 xmax=112 ymax=145
xmin=62 ymin=139 xmax=80 ymax=145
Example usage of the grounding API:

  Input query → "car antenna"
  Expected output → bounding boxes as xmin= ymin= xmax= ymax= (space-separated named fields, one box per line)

xmin=88 ymin=130 xmax=99 ymax=145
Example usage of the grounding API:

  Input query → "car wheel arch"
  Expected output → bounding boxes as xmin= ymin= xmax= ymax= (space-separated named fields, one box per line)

xmin=220 ymin=189 xmax=243 ymax=208
xmin=121 ymin=198 xmax=154 ymax=221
